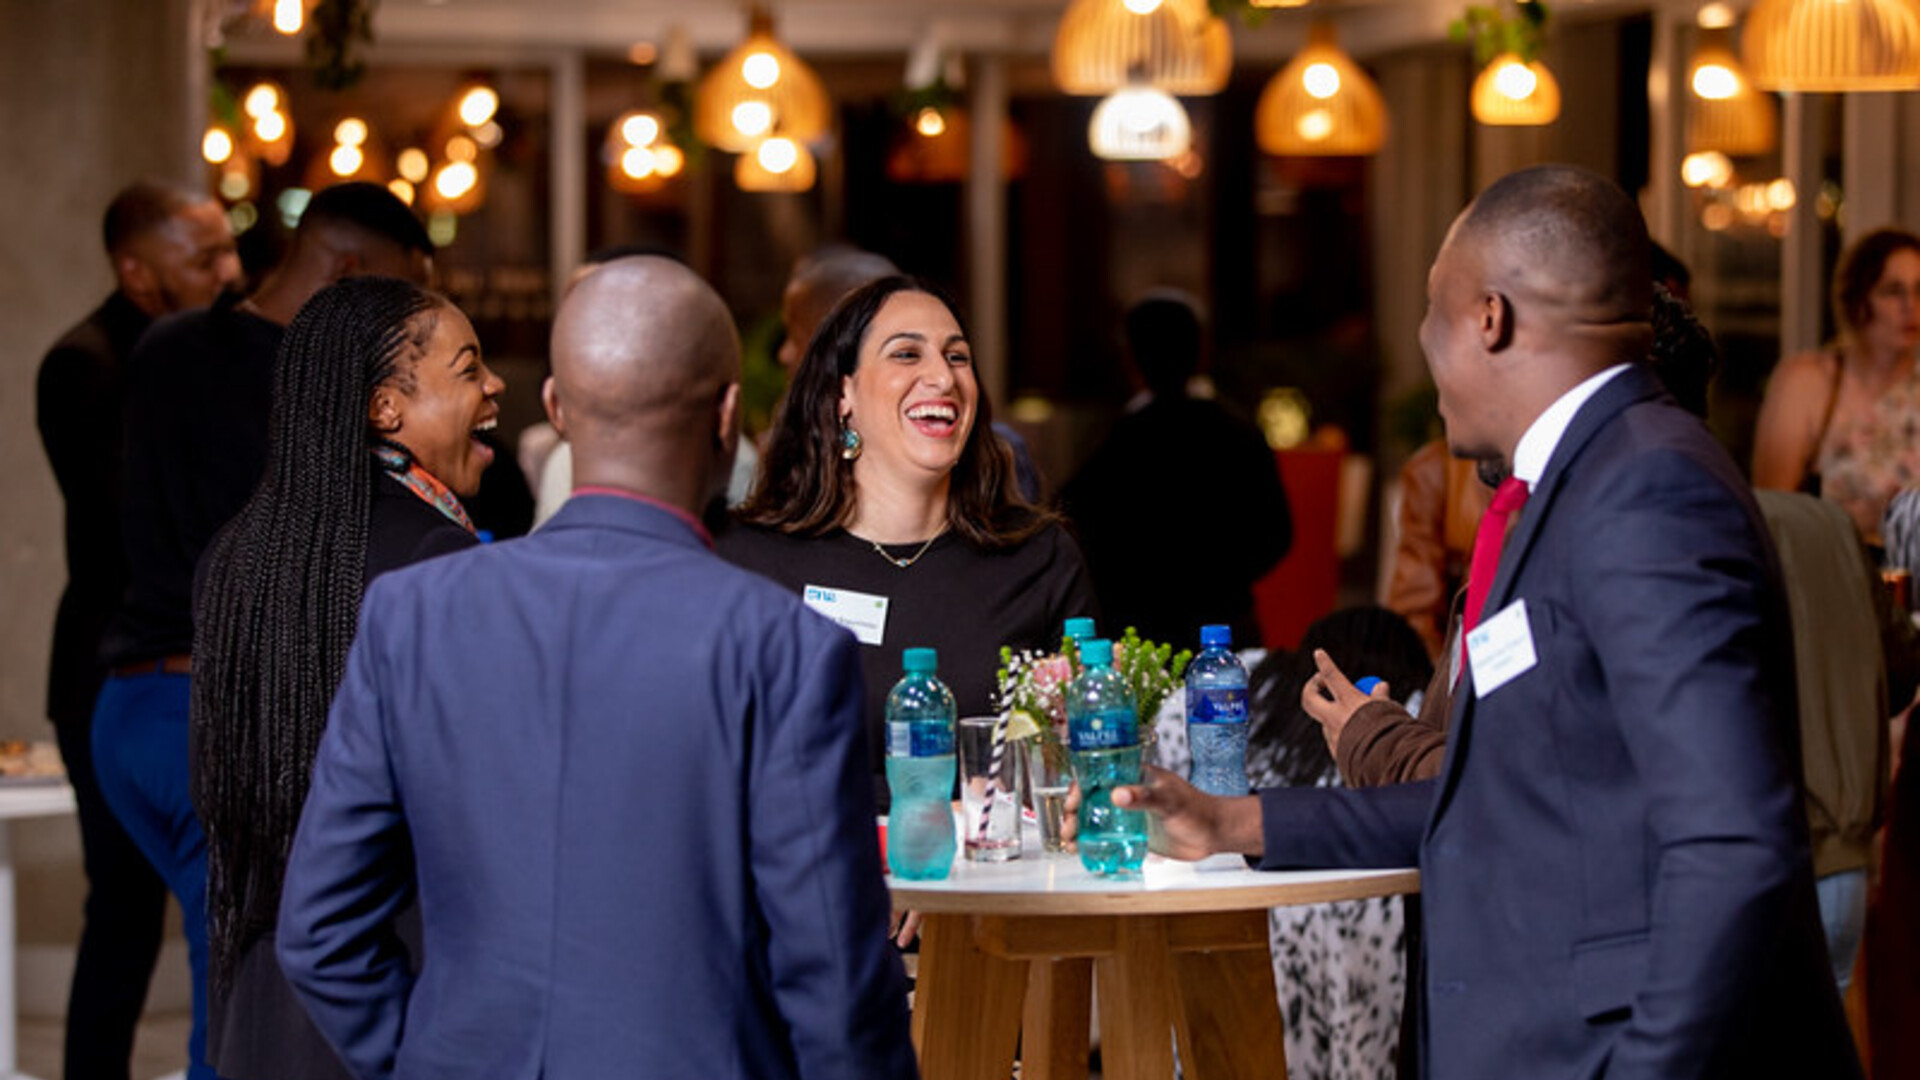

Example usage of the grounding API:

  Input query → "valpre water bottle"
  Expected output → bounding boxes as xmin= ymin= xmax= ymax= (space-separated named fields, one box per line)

xmin=1068 ymin=638 xmax=1148 ymax=876
xmin=1185 ymin=624 xmax=1250 ymax=796
xmin=884 ymin=647 xmax=957 ymax=880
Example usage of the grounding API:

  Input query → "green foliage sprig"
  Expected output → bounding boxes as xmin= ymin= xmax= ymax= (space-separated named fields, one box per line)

xmin=1449 ymin=0 xmax=1550 ymax=68
xmin=306 ymin=0 xmax=379 ymax=91
xmin=1113 ymin=627 xmax=1191 ymax=728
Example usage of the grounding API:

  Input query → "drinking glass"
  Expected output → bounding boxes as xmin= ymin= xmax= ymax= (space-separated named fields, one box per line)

xmin=957 ymin=715 xmax=1022 ymax=862
xmin=1019 ymin=735 xmax=1073 ymax=854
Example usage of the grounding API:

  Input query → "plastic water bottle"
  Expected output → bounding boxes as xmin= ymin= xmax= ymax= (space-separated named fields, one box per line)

xmin=884 ymin=647 xmax=957 ymax=880
xmin=1068 ymin=638 xmax=1147 ymax=876
xmin=1185 ymin=624 xmax=1250 ymax=796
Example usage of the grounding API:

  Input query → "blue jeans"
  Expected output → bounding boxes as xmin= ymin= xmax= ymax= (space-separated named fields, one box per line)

xmin=1816 ymin=868 xmax=1869 ymax=995
xmin=91 ymin=670 xmax=215 ymax=1080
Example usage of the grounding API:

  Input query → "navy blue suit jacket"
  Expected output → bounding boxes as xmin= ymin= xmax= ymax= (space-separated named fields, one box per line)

xmin=277 ymin=494 xmax=917 ymax=1080
xmin=1258 ymin=366 xmax=1858 ymax=1079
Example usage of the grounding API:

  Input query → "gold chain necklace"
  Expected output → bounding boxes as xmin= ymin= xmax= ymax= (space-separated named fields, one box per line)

xmin=870 ymin=532 xmax=942 ymax=569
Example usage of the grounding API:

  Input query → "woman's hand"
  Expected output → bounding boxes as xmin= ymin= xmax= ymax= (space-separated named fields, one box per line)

xmin=1299 ymin=649 xmax=1387 ymax=757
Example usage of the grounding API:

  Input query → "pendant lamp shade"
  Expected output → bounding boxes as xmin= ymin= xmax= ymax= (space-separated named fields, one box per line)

xmin=1688 ymin=29 xmax=1777 ymax=155
xmin=1254 ymin=22 xmax=1388 ymax=156
xmin=695 ymin=8 xmax=831 ymax=152
xmin=1470 ymin=54 xmax=1561 ymax=126
xmin=1052 ymin=0 xmax=1232 ymax=95
xmin=735 ymin=136 xmax=817 ymax=192
xmin=1742 ymin=0 xmax=1920 ymax=91
xmin=1088 ymin=84 xmax=1193 ymax=160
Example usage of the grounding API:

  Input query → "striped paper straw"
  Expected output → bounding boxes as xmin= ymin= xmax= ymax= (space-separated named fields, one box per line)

xmin=977 ymin=712 xmax=1010 ymax=840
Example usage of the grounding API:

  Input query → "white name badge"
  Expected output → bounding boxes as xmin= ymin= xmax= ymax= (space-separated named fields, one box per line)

xmin=1467 ymin=599 xmax=1538 ymax=699
xmin=803 ymin=584 xmax=890 ymax=646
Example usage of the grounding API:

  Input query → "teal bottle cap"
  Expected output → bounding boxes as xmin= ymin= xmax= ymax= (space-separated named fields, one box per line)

xmin=1063 ymin=617 xmax=1097 ymax=641
xmin=902 ymin=647 xmax=938 ymax=673
xmin=1080 ymin=638 xmax=1113 ymax=665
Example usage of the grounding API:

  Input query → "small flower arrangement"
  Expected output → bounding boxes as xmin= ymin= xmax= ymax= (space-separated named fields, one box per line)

xmin=996 ymin=627 xmax=1192 ymax=745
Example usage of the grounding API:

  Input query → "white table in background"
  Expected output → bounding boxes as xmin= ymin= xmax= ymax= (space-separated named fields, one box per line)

xmin=0 ymin=784 xmax=78 ymax=1080
xmin=892 ymin=838 xmax=1418 ymax=1080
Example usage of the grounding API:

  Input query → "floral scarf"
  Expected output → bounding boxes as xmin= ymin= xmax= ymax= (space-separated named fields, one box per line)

xmin=372 ymin=442 xmax=475 ymax=534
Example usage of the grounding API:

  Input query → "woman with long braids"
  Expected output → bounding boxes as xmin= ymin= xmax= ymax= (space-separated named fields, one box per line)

xmin=190 ymin=275 xmax=503 ymax=1080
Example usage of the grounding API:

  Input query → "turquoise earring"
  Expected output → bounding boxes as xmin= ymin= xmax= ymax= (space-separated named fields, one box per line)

xmin=840 ymin=422 xmax=862 ymax=461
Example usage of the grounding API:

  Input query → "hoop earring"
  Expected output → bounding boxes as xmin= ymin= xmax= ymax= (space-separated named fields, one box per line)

xmin=840 ymin=421 xmax=862 ymax=461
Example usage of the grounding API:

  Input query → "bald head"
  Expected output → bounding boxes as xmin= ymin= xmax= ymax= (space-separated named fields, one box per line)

xmin=548 ymin=256 xmax=742 ymax=503
xmin=780 ymin=250 xmax=899 ymax=369
xmin=1450 ymin=165 xmax=1652 ymax=355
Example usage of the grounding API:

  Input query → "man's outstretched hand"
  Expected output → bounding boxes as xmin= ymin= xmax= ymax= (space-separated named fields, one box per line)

xmin=1110 ymin=766 xmax=1266 ymax=860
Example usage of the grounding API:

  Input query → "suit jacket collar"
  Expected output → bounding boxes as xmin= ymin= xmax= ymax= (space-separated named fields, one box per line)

xmin=1428 ymin=363 xmax=1671 ymax=835
xmin=541 ymin=491 xmax=713 ymax=552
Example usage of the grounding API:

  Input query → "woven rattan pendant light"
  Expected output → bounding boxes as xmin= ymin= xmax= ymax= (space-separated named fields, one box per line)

xmin=1052 ymin=0 xmax=1232 ymax=95
xmin=1743 ymin=0 xmax=1920 ymax=91
xmin=1255 ymin=21 xmax=1388 ymax=156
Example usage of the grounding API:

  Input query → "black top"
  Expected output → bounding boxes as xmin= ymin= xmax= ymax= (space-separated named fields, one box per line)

xmin=717 ymin=521 xmax=1097 ymax=809
xmin=104 ymin=292 xmax=283 ymax=666
xmin=365 ymin=472 xmax=481 ymax=587
xmin=1059 ymin=395 xmax=1293 ymax=647
xmin=35 ymin=290 xmax=151 ymax=723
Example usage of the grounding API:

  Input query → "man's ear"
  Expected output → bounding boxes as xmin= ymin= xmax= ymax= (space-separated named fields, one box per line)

xmin=717 ymin=381 xmax=742 ymax=452
xmin=1480 ymin=291 xmax=1515 ymax=352
xmin=115 ymin=253 xmax=157 ymax=309
xmin=367 ymin=385 xmax=404 ymax=434
xmin=541 ymin=375 xmax=566 ymax=438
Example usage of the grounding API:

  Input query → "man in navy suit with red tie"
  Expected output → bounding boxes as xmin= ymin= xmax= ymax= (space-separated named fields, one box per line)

xmin=1116 ymin=165 xmax=1859 ymax=1078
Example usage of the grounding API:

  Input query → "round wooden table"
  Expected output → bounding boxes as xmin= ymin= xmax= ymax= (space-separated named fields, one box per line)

xmin=892 ymin=846 xmax=1417 ymax=1080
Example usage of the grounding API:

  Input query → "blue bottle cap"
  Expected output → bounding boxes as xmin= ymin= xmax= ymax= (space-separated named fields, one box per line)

xmin=1355 ymin=676 xmax=1383 ymax=696
xmin=902 ymin=647 xmax=938 ymax=674
xmin=1063 ymin=617 xmax=1097 ymax=641
xmin=1080 ymin=638 xmax=1113 ymax=666
xmin=1199 ymin=624 xmax=1231 ymax=648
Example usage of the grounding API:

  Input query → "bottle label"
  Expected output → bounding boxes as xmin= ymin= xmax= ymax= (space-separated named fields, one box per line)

xmin=1187 ymin=686 xmax=1248 ymax=725
xmin=888 ymin=720 xmax=953 ymax=758
xmin=1069 ymin=710 xmax=1138 ymax=751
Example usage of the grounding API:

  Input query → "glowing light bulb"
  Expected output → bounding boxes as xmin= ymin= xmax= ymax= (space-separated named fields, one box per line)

xmin=731 ymin=101 xmax=773 ymax=138
xmin=1768 ymin=178 xmax=1797 ymax=210
xmin=458 ymin=87 xmax=499 ymax=128
xmin=435 ymin=161 xmax=478 ymax=200
xmin=757 ymin=137 xmax=799 ymax=174
xmin=387 ymin=179 xmax=415 ymax=205
xmin=219 ymin=170 xmax=251 ymax=201
xmin=654 ymin=144 xmax=685 ymax=177
xmin=397 ymin=148 xmax=430 ymax=183
xmin=254 ymin=111 xmax=288 ymax=142
xmin=1303 ymin=62 xmax=1342 ymax=99
xmin=446 ymin=135 xmax=479 ymax=163
xmin=742 ymin=52 xmax=781 ymax=90
xmin=915 ymin=107 xmax=946 ymax=138
xmin=1123 ymin=0 xmax=1164 ymax=12
xmin=1692 ymin=63 xmax=1739 ymax=100
xmin=1494 ymin=60 xmax=1538 ymax=101
xmin=1697 ymin=2 xmax=1736 ymax=28
xmin=621 ymin=147 xmax=658 ymax=179
xmin=243 ymin=83 xmax=280 ymax=119
xmin=202 ymin=127 xmax=234 ymax=164
xmin=621 ymin=113 xmax=661 ymax=147
xmin=273 ymin=0 xmax=304 ymax=35
xmin=334 ymin=118 xmax=368 ymax=146
xmin=329 ymin=144 xmax=364 ymax=177
xmin=1681 ymin=150 xmax=1733 ymax=188
xmin=1296 ymin=109 xmax=1334 ymax=142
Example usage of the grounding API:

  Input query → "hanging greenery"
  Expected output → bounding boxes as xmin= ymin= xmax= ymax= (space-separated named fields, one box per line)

xmin=307 ymin=0 xmax=379 ymax=90
xmin=1450 ymin=0 xmax=1551 ymax=67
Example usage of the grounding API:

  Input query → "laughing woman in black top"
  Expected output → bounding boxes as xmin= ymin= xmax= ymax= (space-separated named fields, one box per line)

xmin=190 ymin=277 xmax=503 ymax=1080
xmin=720 ymin=276 xmax=1096 ymax=809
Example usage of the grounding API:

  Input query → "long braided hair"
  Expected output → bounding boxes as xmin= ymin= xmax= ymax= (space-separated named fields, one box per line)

xmin=191 ymin=275 xmax=439 ymax=994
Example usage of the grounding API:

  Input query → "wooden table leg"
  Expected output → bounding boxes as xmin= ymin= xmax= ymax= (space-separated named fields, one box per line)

xmin=1021 ymin=957 xmax=1093 ymax=1080
xmin=1169 ymin=912 xmax=1288 ymax=1080
xmin=914 ymin=913 xmax=1029 ymax=1080
xmin=1092 ymin=917 xmax=1178 ymax=1080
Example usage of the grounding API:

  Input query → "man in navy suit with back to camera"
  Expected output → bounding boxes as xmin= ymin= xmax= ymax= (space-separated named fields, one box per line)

xmin=1115 ymin=165 xmax=1860 ymax=1078
xmin=276 ymin=256 xmax=918 ymax=1080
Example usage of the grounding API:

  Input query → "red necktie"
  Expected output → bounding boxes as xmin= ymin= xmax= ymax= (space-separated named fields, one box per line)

xmin=1462 ymin=476 xmax=1531 ymax=635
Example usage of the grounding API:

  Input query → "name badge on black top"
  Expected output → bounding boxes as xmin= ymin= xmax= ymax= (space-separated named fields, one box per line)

xmin=803 ymin=584 xmax=890 ymax=645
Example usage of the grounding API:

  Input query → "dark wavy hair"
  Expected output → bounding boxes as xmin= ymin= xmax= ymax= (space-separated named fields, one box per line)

xmin=190 ymin=275 xmax=440 ymax=994
xmin=1246 ymin=606 xmax=1433 ymax=789
xmin=737 ymin=275 xmax=1053 ymax=549
xmin=1833 ymin=227 xmax=1920 ymax=335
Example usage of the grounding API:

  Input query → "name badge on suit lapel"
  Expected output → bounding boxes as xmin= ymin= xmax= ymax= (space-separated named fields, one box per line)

xmin=803 ymin=584 xmax=890 ymax=645
xmin=1467 ymin=599 xmax=1537 ymax=698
